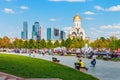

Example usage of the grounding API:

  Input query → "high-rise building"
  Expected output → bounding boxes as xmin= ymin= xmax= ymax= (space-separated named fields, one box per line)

xmin=47 ymin=28 xmax=65 ymax=41
xmin=21 ymin=21 xmax=28 ymax=40
xmin=60 ymin=30 xmax=66 ymax=40
xmin=47 ymin=28 xmax=51 ymax=40
xmin=32 ymin=22 xmax=41 ymax=41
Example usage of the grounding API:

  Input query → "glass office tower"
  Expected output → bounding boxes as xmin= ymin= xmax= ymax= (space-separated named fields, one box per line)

xmin=21 ymin=21 xmax=28 ymax=40
xmin=32 ymin=22 xmax=41 ymax=41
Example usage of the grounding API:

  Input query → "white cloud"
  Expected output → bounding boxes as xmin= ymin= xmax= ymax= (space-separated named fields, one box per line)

xmin=107 ymin=31 xmax=120 ymax=36
xmin=63 ymin=27 xmax=71 ymax=31
xmin=49 ymin=0 xmax=86 ymax=2
xmin=89 ymin=24 xmax=120 ymax=40
xmin=84 ymin=11 xmax=95 ymax=15
xmin=107 ymin=5 xmax=120 ymax=12
xmin=100 ymin=24 xmax=120 ymax=29
xmin=94 ymin=5 xmax=104 ymax=11
xmin=85 ymin=17 xmax=93 ymax=20
xmin=3 ymin=8 xmax=14 ymax=14
xmin=49 ymin=18 xmax=56 ymax=21
xmin=90 ymin=31 xmax=98 ymax=36
xmin=89 ymin=27 xmax=104 ymax=37
xmin=20 ymin=6 xmax=29 ymax=10
xmin=63 ymin=27 xmax=71 ymax=35
xmin=94 ymin=5 xmax=120 ymax=12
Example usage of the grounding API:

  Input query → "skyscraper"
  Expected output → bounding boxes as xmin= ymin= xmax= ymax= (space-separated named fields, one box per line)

xmin=32 ymin=22 xmax=41 ymax=41
xmin=60 ymin=30 xmax=66 ymax=40
xmin=21 ymin=21 xmax=28 ymax=40
xmin=47 ymin=28 xmax=51 ymax=40
xmin=47 ymin=28 xmax=64 ymax=41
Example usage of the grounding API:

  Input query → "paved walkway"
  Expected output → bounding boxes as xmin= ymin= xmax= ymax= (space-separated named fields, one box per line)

xmin=11 ymin=53 xmax=120 ymax=80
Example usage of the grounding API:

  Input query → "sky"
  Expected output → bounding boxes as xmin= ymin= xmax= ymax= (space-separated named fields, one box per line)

xmin=0 ymin=0 xmax=120 ymax=40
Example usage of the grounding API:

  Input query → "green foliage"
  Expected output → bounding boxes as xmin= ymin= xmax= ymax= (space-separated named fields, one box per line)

xmin=0 ymin=54 xmax=98 ymax=80
xmin=70 ymin=38 xmax=79 ymax=48
xmin=70 ymin=38 xmax=84 ymax=48
xmin=23 ymin=40 xmax=29 ymax=48
xmin=46 ymin=40 xmax=53 ymax=49
xmin=13 ymin=39 xmax=23 ymax=48
xmin=61 ymin=39 xmax=65 ymax=47
xmin=0 ymin=35 xmax=120 ymax=50
xmin=0 ymin=38 xmax=2 ymax=48
xmin=54 ymin=40 xmax=60 ymax=48
xmin=90 ymin=37 xmax=109 ymax=49
xmin=28 ymin=39 xmax=35 ymax=49
xmin=39 ymin=39 xmax=46 ymax=48
xmin=100 ymin=37 xmax=106 ymax=42
xmin=2 ymin=36 xmax=11 ymax=48
xmin=65 ymin=38 xmax=72 ymax=49
xmin=109 ymin=40 xmax=120 ymax=50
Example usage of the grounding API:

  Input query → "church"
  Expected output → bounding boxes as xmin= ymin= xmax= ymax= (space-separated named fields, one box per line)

xmin=68 ymin=13 xmax=86 ymax=40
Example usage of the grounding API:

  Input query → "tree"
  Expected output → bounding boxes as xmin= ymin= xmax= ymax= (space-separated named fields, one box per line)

xmin=109 ymin=36 xmax=118 ymax=41
xmin=54 ymin=40 xmax=60 ymax=48
xmin=61 ymin=39 xmax=65 ymax=47
xmin=39 ymin=39 xmax=46 ymax=48
xmin=2 ymin=36 xmax=11 ymax=48
xmin=0 ymin=38 xmax=2 ymax=48
xmin=13 ymin=39 xmax=19 ymax=48
xmin=65 ymin=38 xmax=72 ymax=49
xmin=46 ymin=40 xmax=53 ymax=49
xmin=70 ymin=38 xmax=79 ymax=48
xmin=28 ymin=39 xmax=35 ymax=49
xmin=13 ymin=39 xmax=23 ymax=49
xmin=18 ymin=39 xmax=24 ymax=48
xmin=23 ymin=40 xmax=29 ymax=48
xmin=34 ymin=41 xmax=39 ymax=49
xmin=77 ymin=37 xmax=84 ymax=48
xmin=100 ymin=37 xmax=106 ymax=42
xmin=109 ymin=39 xmax=120 ymax=50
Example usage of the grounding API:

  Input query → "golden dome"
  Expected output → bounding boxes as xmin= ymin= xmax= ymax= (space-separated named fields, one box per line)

xmin=73 ymin=13 xmax=81 ymax=22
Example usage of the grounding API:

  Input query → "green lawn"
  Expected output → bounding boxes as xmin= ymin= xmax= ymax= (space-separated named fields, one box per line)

xmin=0 ymin=54 xmax=99 ymax=80
xmin=111 ymin=58 xmax=120 ymax=61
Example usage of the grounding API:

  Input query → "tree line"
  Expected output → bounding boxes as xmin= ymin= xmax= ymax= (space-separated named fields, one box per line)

xmin=0 ymin=36 xmax=120 ymax=50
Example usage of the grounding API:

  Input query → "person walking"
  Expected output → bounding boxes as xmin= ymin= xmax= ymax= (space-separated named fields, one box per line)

xmin=91 ymin=54 xmax=96 ymax=67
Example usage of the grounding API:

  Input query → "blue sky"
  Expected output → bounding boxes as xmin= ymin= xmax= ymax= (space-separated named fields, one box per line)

xmin=0 ymin=0 xmax=120 ymax=40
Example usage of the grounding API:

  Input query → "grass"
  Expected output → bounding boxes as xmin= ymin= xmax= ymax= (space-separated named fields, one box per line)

xmin=111 ymin=58 xmax=120 ymax=61
xmin=0 ymin=54 xmax=99 ymax=80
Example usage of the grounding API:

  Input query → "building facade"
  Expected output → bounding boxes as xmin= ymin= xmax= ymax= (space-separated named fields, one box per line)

xmin=47 ymin=28 xmax=66 ymax=41
xmin=21 ymin=21 xmax=28 ymax=40
xmin=68 ymin=13 xmax=86 ymax=40
xmin=60 ymin=30 xmax=66 ymax=40
xmin=32 ymin=22 xmax=41 ymax=41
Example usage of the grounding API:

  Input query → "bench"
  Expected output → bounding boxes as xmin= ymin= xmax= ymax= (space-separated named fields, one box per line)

xmin=52 ymin=57 xmax=60 ymax=63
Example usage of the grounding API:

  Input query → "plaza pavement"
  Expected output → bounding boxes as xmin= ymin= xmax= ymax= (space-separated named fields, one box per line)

xmin=12 ymin=53 xmax=120 ymax=80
